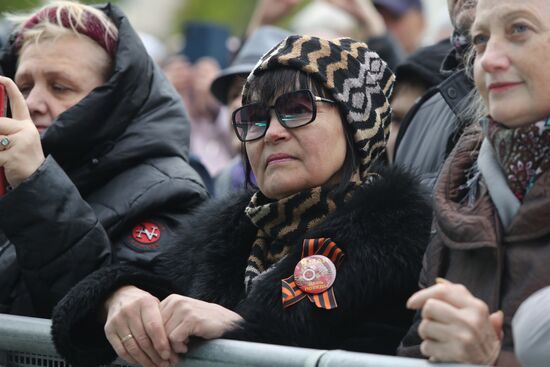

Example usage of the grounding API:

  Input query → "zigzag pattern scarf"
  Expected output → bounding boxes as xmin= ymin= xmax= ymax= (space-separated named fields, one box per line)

xmin=244 ymin=184 xmax=358 ymax=292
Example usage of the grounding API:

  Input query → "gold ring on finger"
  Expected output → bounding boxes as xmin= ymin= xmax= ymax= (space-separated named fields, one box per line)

xmin=120 ymin=333 xmax=134 ymax=343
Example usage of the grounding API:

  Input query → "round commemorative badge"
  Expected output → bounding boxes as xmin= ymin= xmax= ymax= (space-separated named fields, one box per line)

xmin=293 ymin=255 xmax=336 ymax=294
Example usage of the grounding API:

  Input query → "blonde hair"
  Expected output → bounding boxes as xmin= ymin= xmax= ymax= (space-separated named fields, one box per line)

xmin=9 ymin=1 xmax=118 ymax=56
xmin=463 ymin=46 xmax=488 ymax=123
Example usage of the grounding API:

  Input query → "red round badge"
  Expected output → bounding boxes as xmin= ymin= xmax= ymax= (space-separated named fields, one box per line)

xmin=294 ymin=255 xmax=336 ymax=294
xmin=132 ymin=222 xmax=161 ymax=244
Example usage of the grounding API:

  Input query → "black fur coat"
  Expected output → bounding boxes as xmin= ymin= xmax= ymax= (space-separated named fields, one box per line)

xmin=52 ymin=167 xmax=432 ymax=366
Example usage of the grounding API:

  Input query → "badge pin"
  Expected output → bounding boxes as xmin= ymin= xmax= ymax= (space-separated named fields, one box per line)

xmin=132 ymin=222 xmax=160 ymax=244
xmin=294 ymin=255 xmax=337 ymax=294
xmin=125 ymin=221 xmax=164 ymax=252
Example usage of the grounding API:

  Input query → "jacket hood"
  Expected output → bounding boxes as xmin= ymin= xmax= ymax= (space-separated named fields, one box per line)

xmin=0 ymin=4 xmax=191 ymax=194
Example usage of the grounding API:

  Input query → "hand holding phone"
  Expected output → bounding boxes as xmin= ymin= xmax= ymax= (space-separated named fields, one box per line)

xmin=0 ymin=76 xmax=45 ymax=190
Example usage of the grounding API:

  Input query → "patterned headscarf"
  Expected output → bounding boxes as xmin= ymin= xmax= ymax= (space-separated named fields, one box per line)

xmin=242 ymin=35 xmax=395 ymax=292
xmin=243 ymin=35 xmax=395 ymax=180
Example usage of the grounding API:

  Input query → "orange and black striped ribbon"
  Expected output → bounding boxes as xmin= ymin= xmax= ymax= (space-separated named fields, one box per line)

xmin=282 ymin=238 xmax=344 ymax=310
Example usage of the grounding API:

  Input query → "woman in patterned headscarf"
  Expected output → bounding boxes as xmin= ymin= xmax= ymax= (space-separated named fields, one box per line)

xmin=52 ymin=35 xmax=432 ymax=367
xmin=398 ymin=0 xmax=550 ymax=365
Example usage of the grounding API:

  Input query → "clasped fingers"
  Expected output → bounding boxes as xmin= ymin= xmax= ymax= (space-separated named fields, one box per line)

xmin=410 ymin=280 xmax=502 ymax=364
xmin=104 ymin=286 xmax=177 ymax=367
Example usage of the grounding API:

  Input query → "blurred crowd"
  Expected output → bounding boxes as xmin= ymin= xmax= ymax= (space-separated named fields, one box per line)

xmin=149 ymin=0 xmax=449 ymax=197
xmin=0 ymin=1 xmax=549 ymax=367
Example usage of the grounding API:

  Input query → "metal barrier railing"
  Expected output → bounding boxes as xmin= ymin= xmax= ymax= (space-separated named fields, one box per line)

xmin=0 ymin=314 xmax=476 ymax=367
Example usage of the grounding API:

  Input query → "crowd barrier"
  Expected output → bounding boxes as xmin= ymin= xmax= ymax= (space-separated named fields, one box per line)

xmin=0 ymin=314 xmax=479 ymax=367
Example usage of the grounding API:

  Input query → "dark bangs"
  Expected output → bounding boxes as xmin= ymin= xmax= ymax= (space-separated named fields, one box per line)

xmin=244 ymin=68 xmax=332 ymax=105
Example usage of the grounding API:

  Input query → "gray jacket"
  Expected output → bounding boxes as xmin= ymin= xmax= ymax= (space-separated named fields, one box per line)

xmin=393 ymin=51 xmax=474 ymax=191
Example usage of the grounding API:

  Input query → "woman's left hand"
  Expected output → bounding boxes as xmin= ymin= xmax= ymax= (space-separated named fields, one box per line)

xmin=0 ymin=76 xmax=45 ymax=189
xmin=407 ymin=278 xmax=503 ymax=365
xmin=159 ymin=295 xmax=243 ymax=353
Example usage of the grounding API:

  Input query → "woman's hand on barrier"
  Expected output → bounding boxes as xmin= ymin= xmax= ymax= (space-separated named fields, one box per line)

xmin=104 ymin=285 xmax=179 ymax=367
xmin=159 ymin=294 xmax=244 ymax=353
xmin=407 ymin=278 xmax=503 ymax=365
xmin=0 ymin=76 xmax=45 ymax=189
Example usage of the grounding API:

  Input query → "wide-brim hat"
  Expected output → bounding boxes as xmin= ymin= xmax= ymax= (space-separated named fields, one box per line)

xmin=210 ymin=26 xmax=291 ymax=104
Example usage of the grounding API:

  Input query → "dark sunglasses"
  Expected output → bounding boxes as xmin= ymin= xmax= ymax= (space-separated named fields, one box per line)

xmin=232 ymin=89 xmax=336 ymax=142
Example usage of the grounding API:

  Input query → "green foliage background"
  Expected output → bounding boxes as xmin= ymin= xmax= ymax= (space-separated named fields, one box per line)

xmin=176 ymin=0 xmax=312 ymax=35
xmin=0 ymin=0 xmax=111 ymax=13
xmin=0 ymin=0 xmax=312 ymax=37
xmin=177 ymin=0 xmax=257 ymax=35
xmin=0 ymin=0 xmax=42 ymax=13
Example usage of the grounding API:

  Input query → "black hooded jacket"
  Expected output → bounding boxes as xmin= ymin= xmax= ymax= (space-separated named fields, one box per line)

xmin=52 ymin=167 xmax=432 ymax=366
xmin=0 ymin=4 xmax=207 ymax=317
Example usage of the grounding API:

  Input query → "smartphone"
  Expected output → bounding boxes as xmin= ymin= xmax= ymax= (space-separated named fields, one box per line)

xmin=0 ymin=85 xmax=7 ymax=196
xmin=0 ymin=84 xmax=6 ymax=117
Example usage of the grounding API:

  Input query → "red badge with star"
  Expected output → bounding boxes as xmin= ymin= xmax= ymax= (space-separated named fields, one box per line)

xmin=126 ymin=221 xmax=163 ymax=251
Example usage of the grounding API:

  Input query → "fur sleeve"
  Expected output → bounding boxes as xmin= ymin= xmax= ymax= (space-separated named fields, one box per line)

xmin=51 ymin=263 xmax=175 ymax=366
xmin=51 ymin=192 xmax=254 ymax=366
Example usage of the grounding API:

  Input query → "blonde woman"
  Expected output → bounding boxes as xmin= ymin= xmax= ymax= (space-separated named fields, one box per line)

xmin=398 ymin=0 xmax=550 ymax=365
xmin=0 ymin=1 xmax=206 ymax=317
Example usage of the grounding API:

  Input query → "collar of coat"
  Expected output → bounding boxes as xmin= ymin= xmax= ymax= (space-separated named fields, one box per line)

xmin=204 ymin=164 xmax=430 ymax=245
xmin=434 ymin=125 xmax=550 ymax=248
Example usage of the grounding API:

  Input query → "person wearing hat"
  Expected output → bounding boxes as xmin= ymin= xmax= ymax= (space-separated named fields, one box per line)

xmin=52 ymin=35 xmax=432 ymax=367
xmin=210 ymin=26 xmax=291 ymax=197
xmin=372 ymin=0 xmax=425 ymax=54
xmin=0 ymin=1 xmax=207 ymax=317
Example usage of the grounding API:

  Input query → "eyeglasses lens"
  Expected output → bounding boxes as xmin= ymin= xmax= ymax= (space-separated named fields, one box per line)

xmin=234 ymin=103 xmax=269 ymax=141
xmin=234 ymin=90 xmax=316 ymax=142
xmin=275 ymin=91 xmax=314 ymax=128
